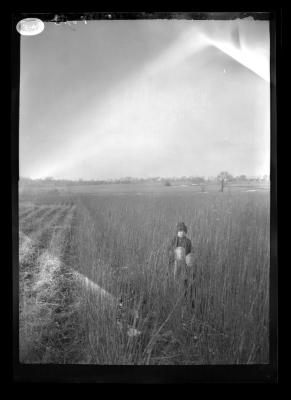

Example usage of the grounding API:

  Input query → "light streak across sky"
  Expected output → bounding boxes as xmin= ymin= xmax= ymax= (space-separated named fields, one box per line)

xmin=19 ymin=19 xmax=270 ymax=179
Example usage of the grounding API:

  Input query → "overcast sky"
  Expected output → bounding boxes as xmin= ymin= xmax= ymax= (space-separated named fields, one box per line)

xmin=19 ymin=18 xmax=270 ymax=180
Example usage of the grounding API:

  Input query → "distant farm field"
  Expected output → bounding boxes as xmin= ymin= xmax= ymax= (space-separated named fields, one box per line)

xmin=19 ymin=181 xmax=270 ymax=196
xmin=18 ymin=185 xmax=270 ymax=364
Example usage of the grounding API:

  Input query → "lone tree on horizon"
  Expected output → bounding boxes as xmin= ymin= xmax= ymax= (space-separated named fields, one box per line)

xmin=217 ymin=171 xmax=233 ymax=192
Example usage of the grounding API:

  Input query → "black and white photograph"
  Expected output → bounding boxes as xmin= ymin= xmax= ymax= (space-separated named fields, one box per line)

xmin=13 ymin=11 xmax=277 ymax=377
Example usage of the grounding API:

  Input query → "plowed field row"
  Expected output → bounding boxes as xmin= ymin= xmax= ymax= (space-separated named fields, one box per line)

xmin=19 ymin=205 xmax=38 ymax=219
xmin=19 ymin=206 xmax=73 ymax=265
xmin=20 ymin=205 xmax=71 ymax=235
xmin=19 ymin=203 xmax=85 ymax=363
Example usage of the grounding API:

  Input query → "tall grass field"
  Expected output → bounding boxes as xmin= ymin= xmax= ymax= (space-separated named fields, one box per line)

xmin=18 ymin=187 xmax=269 ymax=365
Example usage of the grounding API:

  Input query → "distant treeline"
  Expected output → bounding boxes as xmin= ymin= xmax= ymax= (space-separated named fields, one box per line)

xmin=19 ymin=174 xmax=270 ymax=187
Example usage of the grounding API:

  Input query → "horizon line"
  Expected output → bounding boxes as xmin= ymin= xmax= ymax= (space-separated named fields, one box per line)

xmin=19 ymin=173 xmax=270 ymax=181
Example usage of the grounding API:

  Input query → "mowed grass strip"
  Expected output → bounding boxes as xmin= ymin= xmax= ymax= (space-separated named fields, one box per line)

xmin=19 ymin=205 xmax=72 ymax=360
xmin=19 ymin=203 xmax=85 ymax=364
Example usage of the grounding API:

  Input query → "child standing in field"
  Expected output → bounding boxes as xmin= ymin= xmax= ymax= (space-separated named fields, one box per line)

xmin=168 ymin=222 xmax=195 ymax=310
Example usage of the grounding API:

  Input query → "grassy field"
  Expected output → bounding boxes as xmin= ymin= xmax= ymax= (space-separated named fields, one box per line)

xmin=18 ymin=184 xmax=270 ymax=364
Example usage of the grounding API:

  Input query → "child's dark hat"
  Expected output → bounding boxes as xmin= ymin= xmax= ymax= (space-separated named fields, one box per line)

xmin=176 ymin=222 xmax=187 ymax=233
